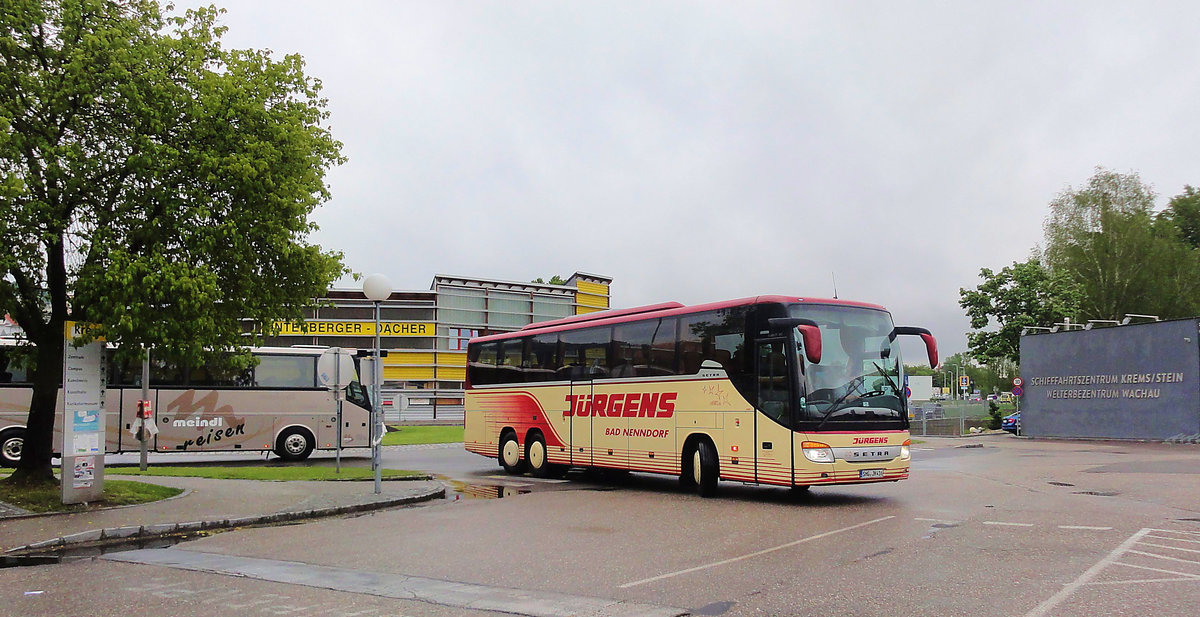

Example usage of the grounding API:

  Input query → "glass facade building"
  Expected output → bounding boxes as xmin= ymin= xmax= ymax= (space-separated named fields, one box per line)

xmin=262 ymin=272 xmax=612 ymax=420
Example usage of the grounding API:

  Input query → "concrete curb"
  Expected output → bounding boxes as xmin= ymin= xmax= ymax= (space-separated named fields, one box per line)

xmin=3 ymin=483 xmax=446 ymax=557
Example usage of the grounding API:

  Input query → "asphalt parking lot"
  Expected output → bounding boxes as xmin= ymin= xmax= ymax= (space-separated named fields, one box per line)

xmin=4 ymin=435 xmax=1199 ymax=617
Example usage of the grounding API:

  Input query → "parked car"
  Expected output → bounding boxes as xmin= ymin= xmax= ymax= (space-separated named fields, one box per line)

xmin=1002 ymin=412 xmax=1021 ymax=433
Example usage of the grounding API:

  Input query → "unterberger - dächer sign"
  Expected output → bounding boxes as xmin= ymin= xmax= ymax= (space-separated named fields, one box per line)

xmin=272 ymin=321 xmax=434 ymax=337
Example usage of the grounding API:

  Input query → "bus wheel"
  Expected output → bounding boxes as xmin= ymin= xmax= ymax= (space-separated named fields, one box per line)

xmin=275 ymin=427 xmax=315 ymax=461
xmin=693 ymin=440 xmax=719 ymax=498
xmin=499 ymin=431 xmax=526 ymax=474
xmin=1 ymin=428 xmax=23 ymax=467
xmin=526 ymin=434 xmax=554 ymax=478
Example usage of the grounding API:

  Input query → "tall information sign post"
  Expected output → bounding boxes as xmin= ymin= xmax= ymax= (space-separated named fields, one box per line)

xmin=62 ymin=321 xmax=106 ymax=504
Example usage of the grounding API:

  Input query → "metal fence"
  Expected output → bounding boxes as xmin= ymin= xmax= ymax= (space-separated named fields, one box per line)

xmin=908 ymin=401 xmax=997 ymax=436
xmin=379 ymin=389 xmax=465 ymax=423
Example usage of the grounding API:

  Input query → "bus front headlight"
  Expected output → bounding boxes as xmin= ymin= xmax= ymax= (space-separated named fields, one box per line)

xmin=801 ymin=441 xmax=835 ymax=464
xmin=901 ymin=439 xmax=911 ymax=460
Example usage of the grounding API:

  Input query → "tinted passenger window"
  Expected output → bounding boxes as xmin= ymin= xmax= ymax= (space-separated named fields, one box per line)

xmin=468 ymin=341 xmax=499 ymax=386
xmin=525 ymin=333 xmax=560 ymax=382
xmin=187 ymin=363 xmax=253 ymax=388
xmin=561 ymin=327 xmax=611 ymax=380
xmin=649 ymin=317 xmax=678 ymax=376
xmin=678 ymin=309 xmax=746 ymax=378
xmin=0 ymin=348 xmax=31 ymax=384
xmin=612 ymin=320 xmax=658 ymax=378
xmin=496 ymin=340 xmax=523 ymax=384
xmin=254 ymin=355 xmax=317 ymax=388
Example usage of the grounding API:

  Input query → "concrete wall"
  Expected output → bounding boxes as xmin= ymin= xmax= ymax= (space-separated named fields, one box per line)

xmin=1019 ymin=319 xmax=1200 ymax=440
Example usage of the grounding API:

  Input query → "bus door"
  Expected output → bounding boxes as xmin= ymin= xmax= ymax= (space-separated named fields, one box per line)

xmin=755 ymin=337 xmax=796 ymax=486
xmin=569 ymin=377 xmax=592 ymax=467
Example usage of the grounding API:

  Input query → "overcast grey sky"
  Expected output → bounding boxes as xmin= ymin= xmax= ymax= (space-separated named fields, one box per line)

xmin=178 ymin=1 xmax=1200 ymax=359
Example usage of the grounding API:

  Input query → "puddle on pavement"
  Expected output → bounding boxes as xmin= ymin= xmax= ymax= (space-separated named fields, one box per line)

xmin=2 ymin=534 xmax=195 ymax=569
xmin=445 ymin=480 xmax=531 ymax=501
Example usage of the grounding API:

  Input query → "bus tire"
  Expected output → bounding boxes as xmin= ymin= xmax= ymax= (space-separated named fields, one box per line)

xmin=275 ymin=427 xmax=315 ymax=461
xmin=1 ymin=428 xmax=23 ymax=468
xmin=679 ymin=442 xmax=697 ymax=489
xmin=499 ymin=430 xmax=526 ymax=474
xmin=694 ymin=440 xmax=719 ymax=498
xmin=525 ymin=433 xmax=556 ymax=478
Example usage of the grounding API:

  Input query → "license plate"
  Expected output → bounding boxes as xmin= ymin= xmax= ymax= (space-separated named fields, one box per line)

xmin=859 ymin=469 xmax=885 ymax=479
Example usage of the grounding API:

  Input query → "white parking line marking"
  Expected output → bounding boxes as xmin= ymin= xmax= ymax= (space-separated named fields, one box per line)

xmin=1137 ymin=541 xmax=1200 ymax=554
xmin=915 ymin=517 xmax=960 ymax=524
xmin=1058 ymin=525 xmax=1112 ymax=531
xmin=1023 ymin=527 xmax=1152 ymax=617
xmin=1146 ymin=534 xmax=1200 ymax=545
xmin=984 ymin=521 xmax=1035 ymax=527
xmin=1107 ymin=562 xmax=1200 ymax=581
xmin=618 ymin=516 xmax=895 ymax=589
xmin=1126 ymin=549 xmax=1200 ymax=566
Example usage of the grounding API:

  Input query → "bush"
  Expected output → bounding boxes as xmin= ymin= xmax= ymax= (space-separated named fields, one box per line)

xmin=986 ymin=401 xmax=1003 ymax=430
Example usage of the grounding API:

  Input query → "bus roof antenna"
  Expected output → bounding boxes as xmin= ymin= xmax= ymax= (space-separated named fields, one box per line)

xmin=832 ymin=272 xmax=838 ymax=299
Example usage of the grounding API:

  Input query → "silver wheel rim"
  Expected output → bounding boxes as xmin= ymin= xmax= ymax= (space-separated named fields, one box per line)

xmin=693 ymin=449 xmax=703 ymax=485
xmin=502 ymin=438 xmax=521 ymax=467
xmin=2 ymin=437 xmax=21 ymax=462
xmin=284 ymin=433 xmax=308 ymax=455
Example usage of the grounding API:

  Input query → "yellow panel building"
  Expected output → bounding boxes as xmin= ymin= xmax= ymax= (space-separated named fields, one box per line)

xmin=263 ymin=271 xmax=612 ymax=421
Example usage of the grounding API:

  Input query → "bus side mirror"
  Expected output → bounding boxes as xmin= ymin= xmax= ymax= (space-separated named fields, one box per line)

xmin=893 ymin=326 xmax=938 ymax=367
xmin=797 ymin=324 xmax=822 ymax=365
xmin=767 ymin=317 xmax=822 ymax=364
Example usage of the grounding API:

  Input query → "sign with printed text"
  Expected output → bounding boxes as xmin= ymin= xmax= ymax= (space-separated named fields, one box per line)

xmin=62 ymin=321 xmax=106 ymax=504
xmin=272 ymin=321 xmax=435 ymax=337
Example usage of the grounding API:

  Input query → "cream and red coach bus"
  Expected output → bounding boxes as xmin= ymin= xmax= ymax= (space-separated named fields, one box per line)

xmin=0 ymin=345 xmax=371 ymax=466
xmin=464 ymin=296 xmax=937 ymax=497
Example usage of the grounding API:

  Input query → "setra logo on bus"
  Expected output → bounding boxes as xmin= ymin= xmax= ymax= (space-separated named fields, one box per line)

xmin=564 ymin=392 xmax=678 ymax=418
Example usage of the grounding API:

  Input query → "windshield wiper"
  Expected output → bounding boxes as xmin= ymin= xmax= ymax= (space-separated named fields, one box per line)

xmin=813 ymin=376 xmax=864 ymax=431
xmin=872 ymin=361 xmax=899 ymax=395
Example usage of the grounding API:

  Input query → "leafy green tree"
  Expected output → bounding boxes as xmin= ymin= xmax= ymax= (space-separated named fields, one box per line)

xmin=959 ymin=257 xmax=1081 ymax=365
xmin=0 ymin=1 xmax=345 ymax=484
xmin=1157 ymin=186 xmax=1200 ymax=249
xmin=1043 ymin=169 xmax=1200 ymax=320
xmin=532 ymin=275 xmax=568 ymax=285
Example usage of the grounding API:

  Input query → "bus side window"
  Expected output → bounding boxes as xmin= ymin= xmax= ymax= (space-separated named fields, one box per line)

xmin=467 ymin=342 xmax=500 ymax=386
xmin=678 ymin=308 xmax=747 ymax=378
xmin=649 ymin=317 xmax=678 ymax=376
xmin=613 ymin=319 xmax=657 ymax=378
xmin=526 ymin=333 xmax=560 ymax=383
xmin=150 ymin=358 xmax=185 ymax=387
xmin=678 ymin=312 xmax=715 ymax=375
xmin=496 ymin=340 xmax=523 ymax=383
xmin=0 ymin=348 xmax=31 ymax=383
xmin=254 ymin=355 xmax=318 ymax=388
xmin=561 ymin=326 xmax=612 ymax=380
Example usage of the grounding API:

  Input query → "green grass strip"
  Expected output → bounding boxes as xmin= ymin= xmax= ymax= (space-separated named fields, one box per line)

xmin=381 ymin=425 xmax=463 ymax=446
xmin=106 ymin=465 xmax=423 ymax=481
xmin=0 ymin=479 xmax=182 ymax=514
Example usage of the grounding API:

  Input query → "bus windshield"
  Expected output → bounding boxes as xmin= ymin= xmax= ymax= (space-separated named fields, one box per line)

xmin=789 ymin=304 xmax=905 ymax=428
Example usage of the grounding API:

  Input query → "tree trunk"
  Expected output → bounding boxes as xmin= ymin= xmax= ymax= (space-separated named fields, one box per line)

xmin=12 ymin=330 xmax=64 ymax=486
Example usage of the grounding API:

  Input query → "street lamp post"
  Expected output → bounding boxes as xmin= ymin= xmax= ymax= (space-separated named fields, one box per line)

xmin=363 ymin=273 xmax=392 ymax=495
